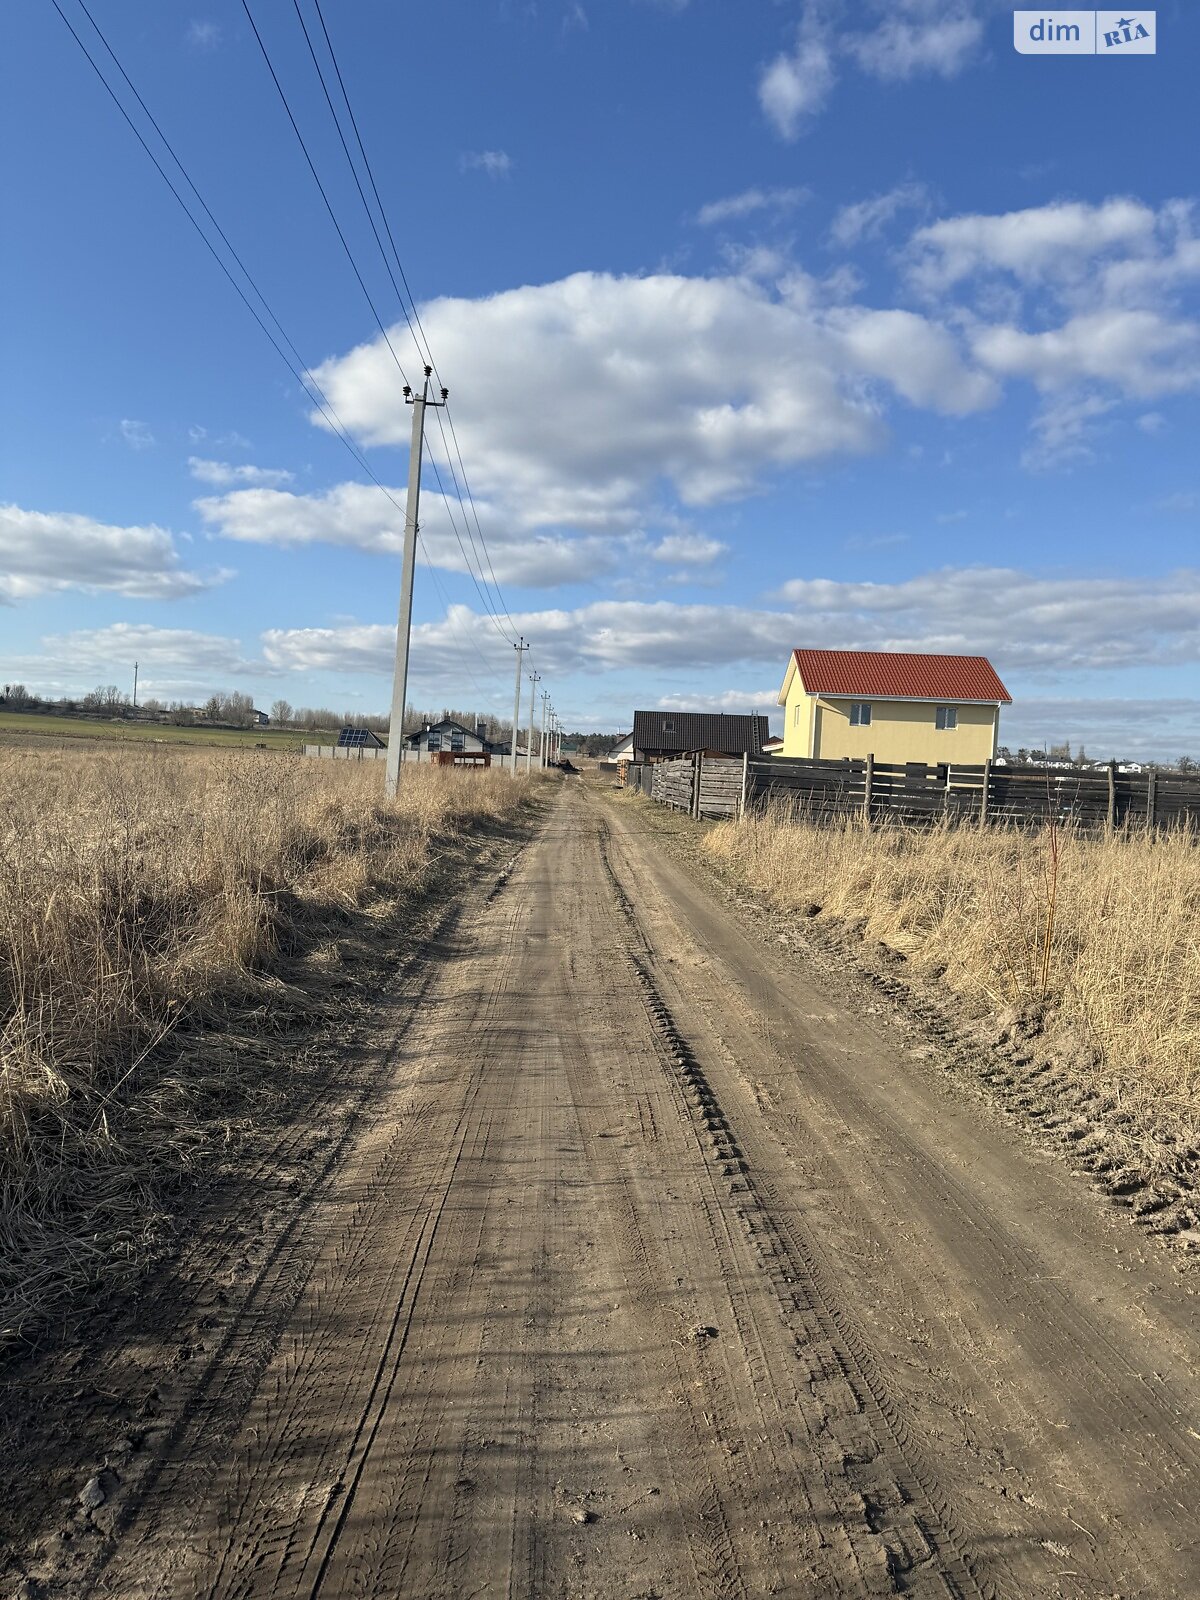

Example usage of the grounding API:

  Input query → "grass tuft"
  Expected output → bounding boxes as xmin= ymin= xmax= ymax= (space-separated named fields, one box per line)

xmin=0 ymin=747 xmax=539 ymax=1351
xmin=704 ymin=803 xmax=1200 ymax=1137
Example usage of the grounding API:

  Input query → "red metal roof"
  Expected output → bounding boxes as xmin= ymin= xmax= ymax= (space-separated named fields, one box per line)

xmin=791 ymin=649 xmax=1011 ymax=703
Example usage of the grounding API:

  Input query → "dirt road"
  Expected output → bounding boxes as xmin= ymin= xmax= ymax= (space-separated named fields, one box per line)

xmin=31 ymin=780 xmax=1200 ymax=1598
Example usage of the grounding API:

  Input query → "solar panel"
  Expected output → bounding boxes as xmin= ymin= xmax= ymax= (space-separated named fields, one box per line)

xmin=338 ymin=726 xmax=369 ymax=748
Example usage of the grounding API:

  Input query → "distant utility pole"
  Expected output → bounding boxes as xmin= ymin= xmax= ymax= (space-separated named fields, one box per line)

xmin=510 ymin=636 xmax=528 ymax=777
xmin=386 ymin=365 xmax=448 ymax=800
xmin=525 ymin=671 xmax=541 ymax=774
xmin=132 ymin=660 xmax=138 ymax=709
xmin=540 ymin=691 xmax=549 ymax=768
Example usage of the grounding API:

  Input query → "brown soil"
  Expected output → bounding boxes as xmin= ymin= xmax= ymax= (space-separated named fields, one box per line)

xmin=4 ymin=779 xmax=1199 ymax=1598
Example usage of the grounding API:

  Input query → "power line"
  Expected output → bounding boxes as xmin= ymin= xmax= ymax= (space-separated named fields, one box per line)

xmin=245 ymin=0 xmax=512 ymax=644
xmin=51 ymin=0 xmax=375 ymax=484
xmin=277 ymin=0 xmax=517 ymax=645
xmin=303 ymin=0 xmax=518 ymax=636
xmin=239 ymin=0 xmax=415 ymax=392
xmin=48 ymin=0 xmax=506 ymax=705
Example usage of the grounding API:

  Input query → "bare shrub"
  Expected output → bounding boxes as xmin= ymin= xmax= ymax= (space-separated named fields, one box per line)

xmin=705 ymin=805 xmax=1200 ymax=1134
xmin=0 ymin=748 xmax=537 ymax=1349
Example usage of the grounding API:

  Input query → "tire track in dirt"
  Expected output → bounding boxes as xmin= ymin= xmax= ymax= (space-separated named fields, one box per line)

xmin=601 ymin=789 xmax=1200 ymax=1598
xmin=595 ymin=818 xmax=990 ymax=1598
xmin=18 ymin=782 xmax=1199 ymax=1599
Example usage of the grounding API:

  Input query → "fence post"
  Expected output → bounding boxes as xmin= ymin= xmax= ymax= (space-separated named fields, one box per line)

xmin=740 ymin=751 xmax=749 ymax=818
xmin=979 ymin=758 xmax=991 ymax=828
xmin=1107 ymin=759 xmax=1117 ymax=830
xmin=1147 ymin=768 xmax=1157 ymax=830
xmin=691 ymin=753 xmax=701 ymax=819
xmin=863 ymin=752 xmax=874 ymax=827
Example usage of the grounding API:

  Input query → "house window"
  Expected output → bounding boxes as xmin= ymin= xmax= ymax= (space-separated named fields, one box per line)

xmin=450 ymin=728 xmax=465 ymax=751
xmin=849 ymin=702 xmax=872 ymax=727
xmin=935 ymin=705 xmax=958 ymax=730
xmin=662 ymin=722 xmax=676 ymax=734
xmin=427 ymin=730 xmax=442 ymax=751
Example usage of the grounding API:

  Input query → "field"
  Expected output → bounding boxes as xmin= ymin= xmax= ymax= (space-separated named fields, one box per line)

xmin=0 ymin=744 xmax=537 ymax=1350
xmin=0 ymin=710 xmax=337 ymax=752
xmin=703 ymin=803 xmax=1200 ymax=1136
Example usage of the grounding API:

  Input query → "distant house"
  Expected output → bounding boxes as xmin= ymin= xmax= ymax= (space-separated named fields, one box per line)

xmin=777 ymin=649 xmax=1011 ymax=766
xmin=631 ymin=710 xmax=771 ymax=763
xmin=404 ymin=718 xmax=494 ymax=763
xmin=252 ymin=708 xmax=269 ymax=727
xmin=608 ymin=731 xmax=635 ymax=762
xmin=762 ymin=734 xmax=785 ymax=756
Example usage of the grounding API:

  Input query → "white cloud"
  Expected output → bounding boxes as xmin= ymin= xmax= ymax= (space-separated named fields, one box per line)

xmin=189 ymin=425 xmax=253 ymax=448
xmin=908 ymin=198 xmax=1160 ymax=294
xmin=308 ymin=270 xmax=1002 ymax=535
xmin=776 ymin=566 xmax=1200 ymax=674
xmin=195 ymin=482 xmax=403 ymax=551
xmin=758 ymin=3 xmax=984 ymax=135
xmin=261 ymin=623 xmax=398 ymax=677
xmin=266 ymin=564 xmax=1200 ymax=687
xmin=829 ymin=182 xmax=930 ymax=248
xmin=119 ymin=418 xmax=155 ymax=451
xmin=651 ymin=533 xmax=726 ymax=565
xmin=460 ymin=150 xmax=513 ymax=178
xmin=1004 ymin=700 xmax=1200 ymax=762
xmin=846 ymin=6 xmax=983 ymax=81
xmin=898 ymin=197 xmax=1200 ymax=459
xmin=30 ymin=624 xmax=262 ymax=694
xmin=655 ymin=688 xmax=781 ymax=714
xmin=833 ymin=307 xmax=1000 ymax=413
xmin=696 ymin=187 xmax=809 ymax=227
xmin=1153 ymin=491 xmax=1198 ymax=513
xmin=0 ymin=503 xmax=225 ymax=602
xmin=194 ymin=481 xmax=630 ymax=586
xmin=758 ymin=13 xmax=835 ymax=139
xmin=186 ymin=19 xmax=222 ymax=50
xmin=1021 ymin=393 xmax=1116 ymax=471
xmin=972 ymin=310 xmax=1200 ymax=399
xmin=720 ymin=242 xmax=792 ymax=282
xmin=187 ymin=457 xmax=295 ymax=488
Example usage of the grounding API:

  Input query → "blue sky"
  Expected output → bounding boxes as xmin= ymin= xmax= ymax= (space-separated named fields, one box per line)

xmin=3 ymin=0 xmax=1199 ymax=754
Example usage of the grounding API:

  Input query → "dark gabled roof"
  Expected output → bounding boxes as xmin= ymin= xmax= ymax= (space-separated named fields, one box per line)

xmin=632 ymin=710 xmax=771 ymax=756
xmin=404 ymin=717 xmax=492 ymax=747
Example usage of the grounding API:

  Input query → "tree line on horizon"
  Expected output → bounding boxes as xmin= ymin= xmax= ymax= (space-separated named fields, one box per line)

xmin=0 ymin=683 xmax=622 ymax=751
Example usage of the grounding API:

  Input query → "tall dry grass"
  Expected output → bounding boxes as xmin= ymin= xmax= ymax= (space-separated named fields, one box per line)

xmin=704 ymin=804 xmax=1200 ymax=1133
xmin=0 ymin=746 xmax=537 ymax=1349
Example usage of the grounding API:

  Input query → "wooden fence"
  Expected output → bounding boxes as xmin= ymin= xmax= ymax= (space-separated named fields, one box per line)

xmin=650 ymin=756 xmax=746 ymax=819
xmin=644 ymin=753 xmax=1200 ymax=831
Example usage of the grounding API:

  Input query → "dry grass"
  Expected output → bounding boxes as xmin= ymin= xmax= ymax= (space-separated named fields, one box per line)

xmin=704 ymin=804 xmax=1200 ymax=1135
xmin=0 ymin=747 xmax=539 ymax=1350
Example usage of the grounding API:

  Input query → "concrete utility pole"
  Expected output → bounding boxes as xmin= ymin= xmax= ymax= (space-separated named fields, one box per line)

xmin=132 ymin=660 xmax=138 ymax=709
xmin=540 ymin=691 xmax=549 ymax=768
xmin=385 ymin=365 xmax=448 ymax=800
xmin=510 ymin=636 xmax=528 ymax=777
xmin=525 ymin=671 xmax=541 ymax=774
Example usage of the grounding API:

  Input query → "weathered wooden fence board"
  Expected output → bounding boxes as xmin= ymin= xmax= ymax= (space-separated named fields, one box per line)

xmin=637 ymin=755 xmax=1200 ymax=833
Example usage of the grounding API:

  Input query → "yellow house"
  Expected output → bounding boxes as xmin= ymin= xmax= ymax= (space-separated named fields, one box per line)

xmin=777 ymin=648 xmax=1011 ymax=765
